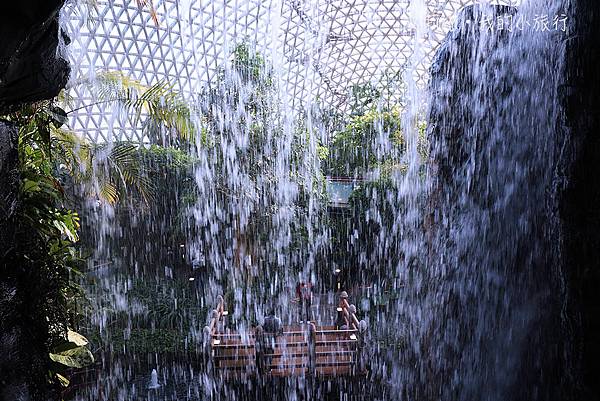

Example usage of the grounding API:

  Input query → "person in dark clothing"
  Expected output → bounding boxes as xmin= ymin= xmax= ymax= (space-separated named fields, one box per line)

xmin=300 ymin=283 xmax=312 ymax=323
xmin=335 ymin=310 xmax=349 ymax=330
xmin=296 ymin=282 xmax=313 ymax=323
xmin=255 ymin=325 xmax=266 ymax=374
xmin=261 ymin=309 xmax=282 ymax=371
xmin=263 ymin=309 xmax=283 ymax=335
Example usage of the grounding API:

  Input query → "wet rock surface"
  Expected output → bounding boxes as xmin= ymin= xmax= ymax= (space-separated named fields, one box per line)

xmin=427 ymin=2 xmax=600 ymax=400
xmin=0 ymin=0 xmax=69 ymax=114
xmin=563 ymin=0 xmax=600 ymax=399
xmin=1 ymin=2 xmax=70 ymax=400
xmin=0 ymin=121 xmax=19 ymax=246
xmin=426 ymin=4 xmax=574 ymax=400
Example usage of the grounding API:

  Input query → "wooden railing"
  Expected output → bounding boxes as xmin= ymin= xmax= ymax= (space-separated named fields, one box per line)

xmin=206 ymin=292 xmax=367 ymax=378
xmin=337 ymin=293 xmax=360 ymax=331
xmin=208 ymin=295 xmax=225 ymax=336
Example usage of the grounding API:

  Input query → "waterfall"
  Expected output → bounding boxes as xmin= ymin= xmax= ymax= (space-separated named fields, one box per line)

xmin=384 ymin=2 xmax=574 ymax=400
xmin=148 ymin=369 xmax=160 ymax=389
xmin=55 ymin=0 xmax=584 ymax=400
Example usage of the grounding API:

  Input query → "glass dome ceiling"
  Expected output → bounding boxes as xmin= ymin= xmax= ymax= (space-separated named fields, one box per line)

xmin=62 ymin=0 xmax=520 ymax=142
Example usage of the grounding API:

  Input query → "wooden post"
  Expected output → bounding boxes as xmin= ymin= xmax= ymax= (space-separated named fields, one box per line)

xmin=308 ymin=323 xmax=316 ymax=376
xmin=255 ymin=325 xmax=266 ymax=376
xmin=356 ymin=320 xmax=367 ymax=374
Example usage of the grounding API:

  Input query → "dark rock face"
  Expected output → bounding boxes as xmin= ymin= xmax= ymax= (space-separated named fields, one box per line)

xmin=426 ymin=2 xmax=600 ymax=400
xmin=428 ymin=5 xmax=518 ymax=205
xmin=0 ymin=0 xmax=69 ymax=114
xmin=426 ymin=4 xmax=574 ymax=401
xmin=1 ymin=2 xmax=70 ymax=400
xmin=0 ymin=123 xmax=23 ymax=401
xmin=0 ymin=121 xmax=19 ymax=247
xmin=563 ymin=1 xmax=600 ymax=400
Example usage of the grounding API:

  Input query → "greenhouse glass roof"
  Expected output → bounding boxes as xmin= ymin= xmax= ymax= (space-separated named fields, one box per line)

xmin=62 ymin=0 xmax=520 ymax=142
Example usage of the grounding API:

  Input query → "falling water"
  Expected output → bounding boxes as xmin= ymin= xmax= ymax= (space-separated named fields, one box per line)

xmin=148 ymin=369 xmax=160 ymax=390
xmin=58 ymin=0 xmax=578 ymax=400
xmin=387 ymin=1 xmax=574 ymax=400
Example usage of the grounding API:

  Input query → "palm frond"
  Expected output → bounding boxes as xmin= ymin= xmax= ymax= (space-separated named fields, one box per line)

xmin=136 ymin=0 xmax=159 ymax=25
xmin=79 ymin=71 xmax=197 ymax=145
xmin=98 ymin=181 xmax=119 ymax=204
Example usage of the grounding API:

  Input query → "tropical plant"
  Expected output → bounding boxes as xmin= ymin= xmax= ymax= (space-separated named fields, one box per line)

xmin=49 ymin=330 xmax=95 ymax=388
xmin=69 ymin=70 xmax=197 ymax=146
xmin=327 ymin=107 xmax=405 ymax=177
xmin=1 ymin=91 xmax=189 ymax=391
xmin=1 ymin=101 xmax=92 ymax=393
xmin=1 ymin=49 xmax=199 ymax=397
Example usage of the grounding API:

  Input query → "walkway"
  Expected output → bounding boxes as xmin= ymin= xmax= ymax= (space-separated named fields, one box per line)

xmin=206 ymin=292 xmax=366 ymax=379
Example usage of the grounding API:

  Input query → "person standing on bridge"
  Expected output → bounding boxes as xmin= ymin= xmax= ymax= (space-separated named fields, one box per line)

xmin=296 ymin=281 xmax=313 ymax=323
xmin=261 ymin=308 xmax=282 ymax=372
xmin=263 ymin=308 xmax=283 ymax=336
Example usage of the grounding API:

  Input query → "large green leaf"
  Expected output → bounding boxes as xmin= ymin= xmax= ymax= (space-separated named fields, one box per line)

xmin=55 ymin=373 xmax=70 ymax=388
xmin=67 ymin=330 xmax=89 ymax=347
xmin=51 ymin=330 xmax=89 ymax=353
xmin=49 ymin=346 xmax=94 ymax=368
xmin=48 ymin=106 xmax=69 ymax=128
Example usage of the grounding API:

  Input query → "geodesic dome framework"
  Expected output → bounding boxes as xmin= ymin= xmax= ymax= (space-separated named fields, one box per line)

xmin=62 ymin=0 xmax=520 ymax=143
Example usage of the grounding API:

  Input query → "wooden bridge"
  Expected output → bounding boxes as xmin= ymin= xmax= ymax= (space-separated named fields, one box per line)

xmin=205 ymin=292 xmax=367 ymax=379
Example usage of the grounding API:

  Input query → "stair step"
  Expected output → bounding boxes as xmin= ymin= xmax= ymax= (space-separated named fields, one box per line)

xmin=316 ymin=354 xmax=354 ymax=364
xmin=316 ymin=365 xmax=352 ymax=376
xmin=217 ymin=359 xmax=257 ymax=369
xmin=270 ymin=367 xmax=308 ymax=377
xmin=269 ymin=356 xmax=309 ymax=369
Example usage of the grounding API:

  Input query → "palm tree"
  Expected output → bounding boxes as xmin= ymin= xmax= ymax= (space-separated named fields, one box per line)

xmin=59 ymin=70 xmax=198 ymax=204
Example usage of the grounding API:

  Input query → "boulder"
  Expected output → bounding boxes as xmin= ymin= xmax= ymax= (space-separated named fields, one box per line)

xmin=0 ymin=0 xmax=70 ymax=114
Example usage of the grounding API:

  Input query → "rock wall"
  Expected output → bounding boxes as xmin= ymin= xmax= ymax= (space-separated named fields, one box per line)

xmin=0 ymin=121 xmax=19 ymax=246
xmin=563 ymin=1 xmax=600 ymax=399
xmin=426 ymin=2 xmax=600 ymax=400
xmin=1 ymin=1 xmax=69 ymax=400
xmin=425 ymin=3 xmax=578 ymax=400
xmin=0 ymin=0 xmax=69 ymax=114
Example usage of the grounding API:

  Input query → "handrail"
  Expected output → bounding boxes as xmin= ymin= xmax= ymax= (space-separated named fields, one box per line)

xmin=336 ymin=290 xmax=368 ymax=375
xmin=208 ymin=295 xmax=225 ymax=336
xmin=208 ymin=292 xmax=367 ymax=378
xmin=315 ymin=329 xmax=357 ymax=335
xmin=338 ymin=295 xmax=360 ymax=331
xmin=205 ymin=295 xmax=226 ymax=373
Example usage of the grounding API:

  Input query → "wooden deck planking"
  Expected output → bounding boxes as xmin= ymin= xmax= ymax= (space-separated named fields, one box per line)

xmin=208 ymin=294 xmax=365 ymax=379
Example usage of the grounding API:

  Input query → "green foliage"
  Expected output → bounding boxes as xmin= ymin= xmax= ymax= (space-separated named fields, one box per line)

xmin=110 ymin=329 xmax=185 ymax=354
xmin=58 ymin=69 xmax=204 ymax=204
xmin=193 ymin=43 xmax=329 ymax=303
xmin=324 ymin=81 xmax=430 ymax=283
xmin=327 ymin=78 xmax=429 ymax=178
xmin=2 ymin=101 xmax=97 ymax=392
xmin=11 ymin=99 xmax=163 ymax=206
xmin=201 ymin=42 xmax=321 ymax=202
xmin=139 ymin=144 xmax=195 ymax=168
xmin=50 ymin=332 xmax=94 ymax=368
xmin=230 ymin=43 xmax=273 ymax=87
xmin=327 ymin=107 xmax=405 ymax=177
xmin=87 ymin=142 xmax=157 ymax=205
xmin=349 ymin=83 xmax=382 ymax=115
xmin=2 ymin=66 xmax=200 ymax=397
xmin=127 ymin=279 xmax=206 ymax=330
xmin=347 ymin=70 xmax=405 ymax=115
xmin=82 ymin=276 xmax=202 ymax=355
xmin=72 ymin=70 xmax=197 ymax=146
xmin=124 ymin=144 xmax=197 ymax=245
